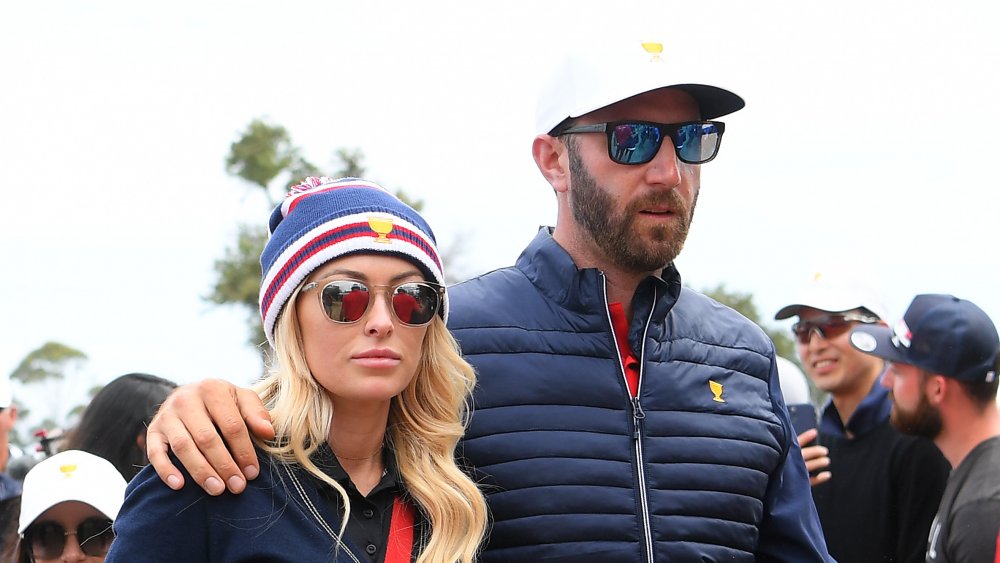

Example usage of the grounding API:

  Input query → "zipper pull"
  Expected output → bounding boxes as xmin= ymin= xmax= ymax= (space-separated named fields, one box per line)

xmin=632 ymin=397 xmax=645 ymax=439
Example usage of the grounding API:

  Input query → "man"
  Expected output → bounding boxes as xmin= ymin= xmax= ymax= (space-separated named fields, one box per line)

xmin=775 ymin=280 xmax=949 ymax=562
xmin=851 ymin=294 xmax=1000 ymax=563
xmin=0 ymin=374 xmax=22 ymax=500
xmin=0 ymin=375 xmax=18 ymax=473
xmin=145 ymin=39 xmax=831 ymax=561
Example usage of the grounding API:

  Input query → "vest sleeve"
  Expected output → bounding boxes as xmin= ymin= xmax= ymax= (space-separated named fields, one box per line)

xmin=106 ymin=462 xmax=210 ymax=563
xmin=753 ymin=358 xmax=835 ymax=562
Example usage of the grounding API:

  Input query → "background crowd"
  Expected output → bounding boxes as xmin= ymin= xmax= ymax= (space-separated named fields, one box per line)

xmin=2 ymin=3 xmax=999 ymax=562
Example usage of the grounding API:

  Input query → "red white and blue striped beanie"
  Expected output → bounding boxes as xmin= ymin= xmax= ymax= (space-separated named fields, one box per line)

xmin=259 ymin=177 xmax=446 ymax=347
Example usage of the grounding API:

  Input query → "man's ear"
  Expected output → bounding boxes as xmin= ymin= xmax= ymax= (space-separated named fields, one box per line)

xmin=925 ymin=374 xmax=948 ymax=405
xmin=532 ymin=135 xmax=570 ymax=194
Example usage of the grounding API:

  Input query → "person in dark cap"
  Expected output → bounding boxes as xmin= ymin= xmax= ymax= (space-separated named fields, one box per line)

xmin=775 ymin=277 xmax=949 ymax=563
xmin=850 ymin=293 xmax=1000 ymax=563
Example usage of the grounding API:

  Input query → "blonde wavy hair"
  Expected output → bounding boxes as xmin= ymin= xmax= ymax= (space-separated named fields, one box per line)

xmin=254 ymin=281 xmax=488 ymax=563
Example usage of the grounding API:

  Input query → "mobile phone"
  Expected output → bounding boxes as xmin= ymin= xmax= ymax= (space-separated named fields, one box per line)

xmin=787 ymin=403 xmax=818 ymax=437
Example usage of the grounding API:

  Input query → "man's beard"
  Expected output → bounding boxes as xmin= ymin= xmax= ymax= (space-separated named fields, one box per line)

xmin=568 ymin=145 xmax=697 ymax=273
xmin=890 ymin=390 xmax=943 ymax=439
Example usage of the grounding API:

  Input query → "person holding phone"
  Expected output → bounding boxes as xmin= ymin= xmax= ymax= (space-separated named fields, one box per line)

xmin=775 ymin=277 xmax=950 ymax=563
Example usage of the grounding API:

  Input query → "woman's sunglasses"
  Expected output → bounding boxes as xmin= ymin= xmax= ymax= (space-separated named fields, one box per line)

xmin=554 ymin=120 xmax=725 ymax=165
xmin=301 ymin=279 xmax=443 ymax=327
xmin=23 ymin=517 xmax=115 ymax=559
xmin=791 ymin=312 xmax=880 ymax=345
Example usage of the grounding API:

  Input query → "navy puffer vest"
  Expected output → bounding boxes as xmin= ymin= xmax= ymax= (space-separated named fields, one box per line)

xmin=450 ymin=229 xmax=829 ymax=562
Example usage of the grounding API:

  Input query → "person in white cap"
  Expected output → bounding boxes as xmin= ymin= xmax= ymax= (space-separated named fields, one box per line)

xmin=143 ymin=38 xmax=831 ymax=561
xmin=775 ymin=278 xmax=949 ymax=563
xmin=13 ymin=449 xmax=126 ymax=562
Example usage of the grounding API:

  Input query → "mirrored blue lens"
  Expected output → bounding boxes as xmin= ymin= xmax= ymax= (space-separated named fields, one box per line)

xmin=608 ymin=122 xmax=721 ymax=165
xmin=609 ymin=123 xmax=662 ymax=164
xmin=675 ymin=122 xmax=721 ymax=164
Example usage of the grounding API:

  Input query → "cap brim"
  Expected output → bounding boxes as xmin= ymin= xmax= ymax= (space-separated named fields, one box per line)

xmin=774 ymin=303 xmax=857 ymax=320
xmin=849 ymin=324 xmax=908 ymax=364
xmin=774 ymin=304 xmax=804 ymax=320
xmin=670 ymin=84 xmax=745 ymax=120
xmin=555 ymin=83 xmax=745 ymax=135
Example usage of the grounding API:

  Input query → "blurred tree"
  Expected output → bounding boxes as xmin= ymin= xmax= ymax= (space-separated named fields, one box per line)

xmin=10 ymin=341 xmax=87 ymax=385
xmin=8 ymin=341 xmax=90 ymax=442
xmin=211 ymin=118 xmax=426 ymax=359
xmin=701 ymin=283 xmax=795 ymax=362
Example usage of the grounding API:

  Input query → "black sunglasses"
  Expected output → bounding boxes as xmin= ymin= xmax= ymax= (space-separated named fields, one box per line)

xmin=791 ymin=313 xmax=880 ymax=345
xmin=23 ymin=517 xmax=115 ymax=560
xmin=301 ymin=279 xmax=444 ymax=327
xmin=555 ymin=120 xmax=725 ymax=165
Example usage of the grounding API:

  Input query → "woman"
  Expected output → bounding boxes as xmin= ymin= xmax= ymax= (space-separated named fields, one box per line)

xmin=61 ymin=373 xmax=177 ymax=481
xmin=108 ymin=178 xmax=488 ymax=562
xmin=13 ymin=450 xmax=126 ymax=563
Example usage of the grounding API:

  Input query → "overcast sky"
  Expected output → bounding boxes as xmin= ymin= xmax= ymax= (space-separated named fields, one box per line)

xmin=2 ymin=1 xmax=998 ymax=428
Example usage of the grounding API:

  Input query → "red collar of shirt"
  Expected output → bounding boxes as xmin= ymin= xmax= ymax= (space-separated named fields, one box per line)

xmin=609 ymin=302 xmax=640 ymax=397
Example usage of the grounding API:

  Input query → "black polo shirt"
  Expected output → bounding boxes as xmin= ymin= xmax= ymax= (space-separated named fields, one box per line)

xmin=311 ymin=443 xmax=423 ymax=563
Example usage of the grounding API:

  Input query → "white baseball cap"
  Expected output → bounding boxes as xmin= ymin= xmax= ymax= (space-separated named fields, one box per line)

xmin=775 ymin=356 xmax=812 ymax=405
xmin=774 ymin=276 xmax=890 ymax=322
xmin=535 ymin=38 xmax=745 ymax=136
xmin=18 ymin=450 xmax=128 ymax=533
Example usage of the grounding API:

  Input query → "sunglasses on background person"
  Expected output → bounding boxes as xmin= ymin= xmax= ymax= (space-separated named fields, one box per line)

xmin=554 ymin=120 xmax=725 ymax=165
xmin=301 ymin=279 xmax=444 ymax=326
xmin=791 ymin=312 xmax=881 ymax=345
xmin=22 ymin=517 xmax=115 ymax=560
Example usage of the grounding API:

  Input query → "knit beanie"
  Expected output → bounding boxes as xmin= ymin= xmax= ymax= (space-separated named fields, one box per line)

xmin=259 ymin=177 xmax=445 ymax=347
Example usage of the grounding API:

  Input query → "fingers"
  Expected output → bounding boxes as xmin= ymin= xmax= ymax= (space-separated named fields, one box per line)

xmin=798 ymin=433 xmax=832 ymax=489
xmin=195 ymin=380 xmax=262 ymax=494
xmin=796 ymin=428 xmax=818 ymax=449
xmin=146 ymin=380 xmax=252 ymax=496
xmin=810 ymin=471 xmax=833 ymax=487
xmin=225 ymin=387 xmax=274 ymax=483
xmin=146 ymin=407 xmax=190 ymax=492
xmin=801 ymin=445 xmax=830 ymax=472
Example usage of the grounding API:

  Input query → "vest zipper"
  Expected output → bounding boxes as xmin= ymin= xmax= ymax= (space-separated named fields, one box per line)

xmin=601 ymin=272 xmax=655 ymax=563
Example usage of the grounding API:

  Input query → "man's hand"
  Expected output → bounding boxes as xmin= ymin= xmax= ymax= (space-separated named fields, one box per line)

xmin=797 ymin=428 xmax=832 ymax=487
xmin=146 ymin=379 xmax=274 ymax=496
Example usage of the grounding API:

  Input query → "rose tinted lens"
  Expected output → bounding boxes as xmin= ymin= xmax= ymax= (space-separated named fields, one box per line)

xmin=392 ymin=283 xmax=440 ymax=326
xmin=793 ymin=318 xmax=853 ymax=344
xmin=321 ymin=281 xmax=371 ymax=322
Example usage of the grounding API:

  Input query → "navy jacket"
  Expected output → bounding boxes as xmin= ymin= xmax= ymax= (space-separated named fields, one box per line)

xmin=451 ymin=229 xmax=831 ymax=562
xmin=107 ymin=447 xmax=417 ymax=563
